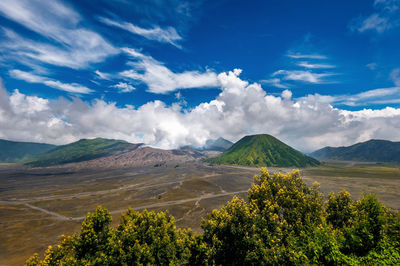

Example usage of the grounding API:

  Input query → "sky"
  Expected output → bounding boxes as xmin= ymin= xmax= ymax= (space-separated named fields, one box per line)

xmin=1 ymin=0 xmax=400 ymax=152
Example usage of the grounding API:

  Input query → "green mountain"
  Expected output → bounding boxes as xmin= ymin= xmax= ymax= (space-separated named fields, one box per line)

xmin=207 ymin=134 xmax=319 ymax=167
xmin=25 ymin=138 xmax=141 ymax=167
xmin=310 ymin=139 xmax=400 ymax=163
xmin=0 ymin=139 xmax=57 ymax=163
xmin=204 ymin=137 xmax=233 ymax=151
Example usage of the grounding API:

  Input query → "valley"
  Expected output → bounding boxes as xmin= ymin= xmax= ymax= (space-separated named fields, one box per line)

xmin=1 ymin=161 xmax=400 ymax=265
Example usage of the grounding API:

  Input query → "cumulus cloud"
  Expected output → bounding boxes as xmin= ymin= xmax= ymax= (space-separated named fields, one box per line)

xmin=281 ymin=89 xmax=292 ymax=99
xmin=2 ymin=70 xmax=400 ymax=152
xmin=0 ymin=0 xmax=118 ymax=69
xmin=100 ymin=17 xmax=182 ymax=48
xmin=119 ymin=48 xmax=220 ymax=94
xmin=10 ymin=70 xmax=93 ymax=94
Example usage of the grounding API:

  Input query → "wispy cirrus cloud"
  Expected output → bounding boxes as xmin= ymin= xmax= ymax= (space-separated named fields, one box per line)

xmin=99 ymin=17 xmax=182 ymax=48
xmin=366 ymin=62 xmax=378 ymax=70
xmin=297 ymin=62 xmax=335 ymax=69
xmin=95 ymin=70 xmax=112 ymax=80
xmin=287 ymin=53 xmax=327 ymax=59
xmin=391 ymin=68 xmax=400 ymax=86
xmin=10 ymin=70 xmax=93 ymax=94
xmin=0 ymin=0 xmax=118 ymax=69
xmin=119 ymin=48 xmax=219 ymax=94
xmin=272 ymin=70 xmax=335 ymax=84
xmin=265 ymin=49 xmax=337 ymax=88
xmin=350 ymin=0 xmax=400 ymax=34
xmin=260 ymin=78 xmax=289 ymax=89
xmin=325 ymin=68 xmax=400 ymax=106
xmin=316 ymin=86 xmax=400 ymax=106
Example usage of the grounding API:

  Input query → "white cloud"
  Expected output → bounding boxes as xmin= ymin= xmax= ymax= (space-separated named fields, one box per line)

xmin=356 ymin=13 xmax=392 ymax=33
xmin=316 ymin=86 xmax=400 ymax=106
xmin=112 ymin=82 xmax=136 ymax=93
xmin=260 ymin=78 xmax=289 ymax=89
xmin=120 ymin=48 xmax=220 ymax=94
xmin=391 ymin=68 xmax=400 ymax=86
xmin=374 ymin=0 xmax=399 ymax=12
xmin=272 ymin=70 xmax=334 ymax=83
xmin=100 ymin=17 xmax=182 ymax=48
xmin=2 ymin=71 xmax=400 ymax=152
xmin=287 ymin=53 xmax=327 ymax=59
xmin=297 ymin=62 xmax=335 ymax=69
xmin=10 ymin=70 xmax=93 ymax=94
xmin=266 ymin=51 xmax=336 ymax=88
xmin=95 ymin=70 xmax=112 ymax=80
xmin=281 ymin=89 xmax=292 ymax=100
xmin=0 ymin=0 xmax=118 ymax=69
xmin=351 ymin=0 xmax=400 ymax=34
xmin=366 ymin=62 xmax=378 ymax=70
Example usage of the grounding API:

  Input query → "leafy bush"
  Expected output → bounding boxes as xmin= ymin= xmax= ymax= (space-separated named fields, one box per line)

xmin=26 ymin=169 xmax=400 ymax=265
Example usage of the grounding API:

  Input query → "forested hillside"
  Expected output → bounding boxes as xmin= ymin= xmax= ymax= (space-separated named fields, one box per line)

xmin=208 ymin=134 xmax=319 ymax=167
xmin=311 ymin=139 xmax=400 ymax=163
xmin=0 ymin=139 xmax=56 ymax=163
xmin=25 ymin=138 xmax=141 ymax=167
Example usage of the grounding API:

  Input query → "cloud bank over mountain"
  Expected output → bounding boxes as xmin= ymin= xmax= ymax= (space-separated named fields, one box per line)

xmin=2 ymin=70 xmax=400 ymax=152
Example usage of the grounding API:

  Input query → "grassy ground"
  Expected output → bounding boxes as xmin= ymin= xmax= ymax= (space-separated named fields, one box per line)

xmin=302 ymin=162 xmax=400 ymax=210
xmin=1 ymin=161 xmax=399 ymax=265
xmin=303 ymin=162 xmax=400 ymax=179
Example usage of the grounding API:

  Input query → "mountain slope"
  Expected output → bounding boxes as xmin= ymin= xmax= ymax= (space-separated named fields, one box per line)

xmin=207 ymin=134 xmax=319 ymax=167
xmin=53 ymin=146 xmax=211 ymax=169
xmin=0 ymin=139 xmax=57 ymax=163
xmin=310 ymin=139 xmax=400 ymax=163
xmin=25 ymin=138 xmax=142 ymax=167
xmin=204 ymin=137 xmax=233 ymax=151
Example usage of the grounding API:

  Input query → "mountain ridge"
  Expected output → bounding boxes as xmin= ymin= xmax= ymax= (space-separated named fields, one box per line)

xmin=204 ymin=137 xmax=233 ymax=151
xmin=310 ymin=139 xmax=400 ymax=163
xmin=0 ymin=139 xmax=57 ymax=163
xmin=24 ymin=138 xmax=142 ymax=167
xmin=207 ymin=134 xmax=319 ymax=167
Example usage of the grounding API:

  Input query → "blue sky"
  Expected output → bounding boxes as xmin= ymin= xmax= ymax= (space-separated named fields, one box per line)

xmin=0 ymin=0 xmax=400 ymax=151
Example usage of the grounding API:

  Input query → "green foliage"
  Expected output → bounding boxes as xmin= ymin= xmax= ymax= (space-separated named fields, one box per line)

xmin=207 ymin=134 xmax=320 ymax=167
xmin=111 ymin=208 xmax=191 ymax=265
xmin=310 ymin=139 xmax=400 ymax=163
xmin=26 ymin=207 xmax=193 ymax=265
xmin=201 ymin=169 xmax=400 ymax=265
xmin=327 ymin=190 xmax=352 ymax=228
xmin=75 ymin=206 xmax=113 ymax=260
xmin=25 ymin=138 xmax=140 ymax=167
xmin=202 ymin=196 xmax=260 ymax=265
xmin=0 ymin=139 xmax=56 ymax=163
xmin=342 ymin=194 xmax=386 ymax=256
xmin=26 ymin=169 xmax=400 ymax=265
xmin=202 ymin=169 xmax=329 ymax=265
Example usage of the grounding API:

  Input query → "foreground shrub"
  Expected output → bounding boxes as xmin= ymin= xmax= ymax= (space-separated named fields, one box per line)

xmin=26 ymin=169 xmax=400 ymax=265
